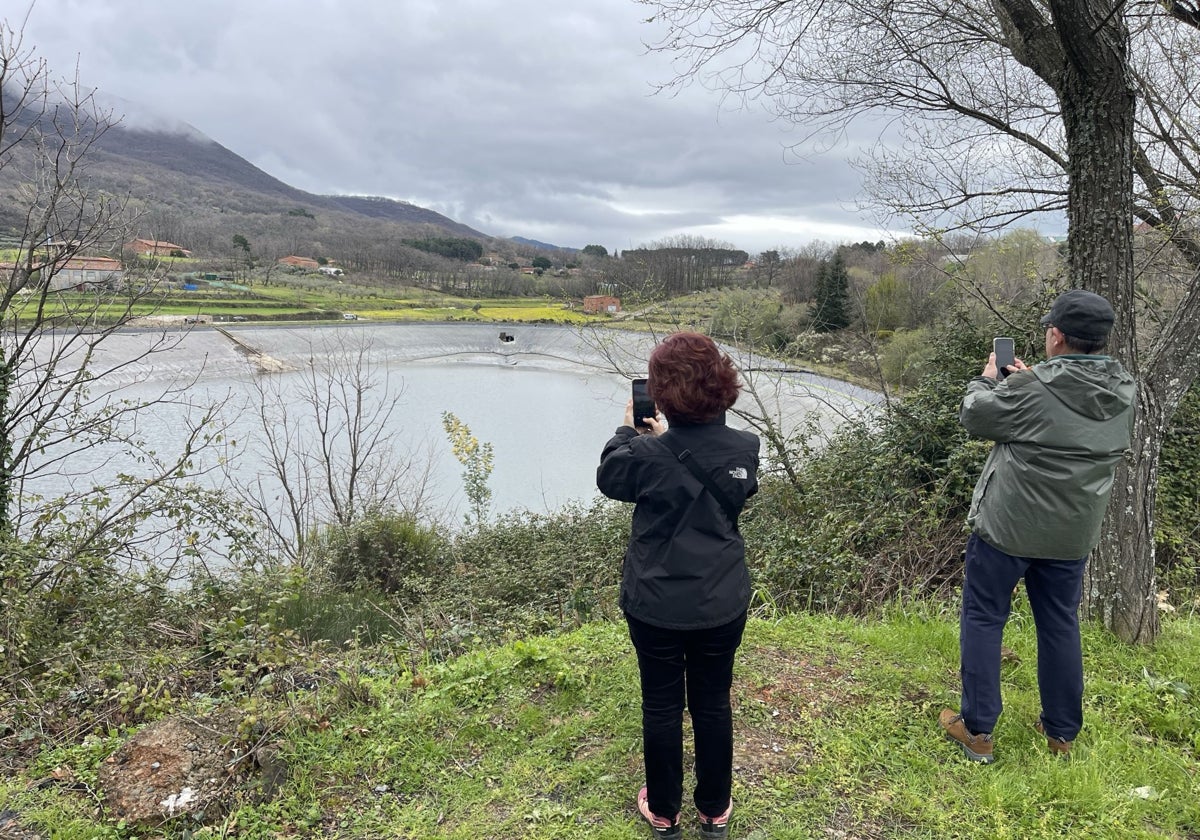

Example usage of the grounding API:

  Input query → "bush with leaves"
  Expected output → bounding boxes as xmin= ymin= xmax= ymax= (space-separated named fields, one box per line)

xmin=445 ymin=499 xmax=629 ymax=634
xmin=305 ymin=508 xmax=448 ymax=602
xmin=747 ymin=300 xmax=1200 ymax=613
xmin=744 ymin=318 xmax=995 ymax=612
xmin=879 ymin=327 xmax=938 ymax=387
xmin=708 ymin=289 xmax=808 ymax=351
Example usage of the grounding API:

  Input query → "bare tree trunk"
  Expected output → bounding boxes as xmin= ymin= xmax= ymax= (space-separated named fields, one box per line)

xmin=1055 ymin=5 xmax=1154 ymax=642
xmin=0 ymin=348 xmax=11 ymax=535
xmin=997 ymin=0 xmax=1157 ymax=642
xmin=637 ymin=0 xmax=1200 ymax=644
xmin=1090 ymin=398 xmax=1162 ymax=643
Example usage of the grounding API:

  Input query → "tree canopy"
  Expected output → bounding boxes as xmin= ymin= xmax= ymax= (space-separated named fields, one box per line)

xmin=810 ymin=252 xmax=852 ymax=333
xmin=400 ymin=237 xmax=485 ymax=262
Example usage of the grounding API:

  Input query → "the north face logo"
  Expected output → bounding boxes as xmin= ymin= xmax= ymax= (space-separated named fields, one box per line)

xmin=728 ymin=467 xmax=748 ymax=480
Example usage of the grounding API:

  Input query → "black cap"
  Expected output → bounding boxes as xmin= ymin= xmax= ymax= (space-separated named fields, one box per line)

xmin=1039 ymin=289 xmax=1114 ymax=342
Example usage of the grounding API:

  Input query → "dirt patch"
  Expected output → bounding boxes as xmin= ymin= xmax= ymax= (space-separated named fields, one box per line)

xmin=126 ymin=315 xmax=190 ymax=327
xmin=732 ymin=645 xmax=863 ymax=781
xmin=0 ymin=809 xmax=44 ymax=840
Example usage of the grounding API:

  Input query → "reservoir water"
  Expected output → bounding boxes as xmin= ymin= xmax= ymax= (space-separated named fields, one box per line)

xmin=20 ymin=322 xmax=879 ymax=559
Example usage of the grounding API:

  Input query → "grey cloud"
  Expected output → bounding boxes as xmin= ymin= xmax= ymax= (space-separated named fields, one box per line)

xmin=21 ymin=0 xmax=892 ymax=252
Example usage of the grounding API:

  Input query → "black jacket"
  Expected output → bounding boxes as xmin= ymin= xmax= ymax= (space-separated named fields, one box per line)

xmin=596 ymin=416 xmax=760 ymax=630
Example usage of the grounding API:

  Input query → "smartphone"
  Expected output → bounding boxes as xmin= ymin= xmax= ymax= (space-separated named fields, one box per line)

xmin=631 ymin=378 xmax=655 ymax=428
xmin=993 ymin=337 xmax=1015 ymax=379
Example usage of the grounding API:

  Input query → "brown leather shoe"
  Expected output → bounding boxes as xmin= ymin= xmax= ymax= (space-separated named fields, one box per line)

xmin=1034 ymin=720 xmax=1073 ymax=756
xmin=939 ymin=709 xmax=995 ymax=764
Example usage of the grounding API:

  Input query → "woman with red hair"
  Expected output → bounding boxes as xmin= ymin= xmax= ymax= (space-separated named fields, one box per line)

xmin=597 ymin=331 xmax=760 ymax=839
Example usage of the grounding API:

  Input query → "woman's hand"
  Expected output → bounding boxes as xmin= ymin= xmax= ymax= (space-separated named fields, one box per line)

xmin=623 ymin=398 xmax=665 ymax=435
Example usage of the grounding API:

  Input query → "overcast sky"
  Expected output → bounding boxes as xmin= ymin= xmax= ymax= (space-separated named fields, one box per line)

xmin=17 ymin=0 xmax=900 ymax=255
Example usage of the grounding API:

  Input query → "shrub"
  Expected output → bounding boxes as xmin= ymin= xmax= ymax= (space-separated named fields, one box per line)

xmin=0 ymin=533 xmax=181 ymax=680
xmin=879 ymin=327 xmax=938 ymax=387
xmin=1157 ymin=382 xmax=1200 ymax=594
xmin=744 ymin=319 xmax=993 ymax=613
xmin=446 ymin=499 xmax=629 ymax=633
xmin=746 ymin=302 xmax=1200 ymax=612
xmin=709 ymin=289 xmax=808 ymax=351
xmin=191 ymin=565 xmax=396 ymax=650
xmin=306 ymin=509 xmax=447 ymax=601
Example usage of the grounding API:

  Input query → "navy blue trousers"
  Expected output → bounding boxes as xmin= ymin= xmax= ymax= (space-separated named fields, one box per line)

xmin=960 ymin=533 xmax=1086 ymax=741
xmin=626 ymin=611 xmax=747 ymax=820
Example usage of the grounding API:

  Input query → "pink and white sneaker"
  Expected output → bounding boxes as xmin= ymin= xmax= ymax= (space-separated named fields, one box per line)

xmin=699 ymin=799 xmax=732 ymax=837
xmin=636 ymin=786 xmax=681 ymax=838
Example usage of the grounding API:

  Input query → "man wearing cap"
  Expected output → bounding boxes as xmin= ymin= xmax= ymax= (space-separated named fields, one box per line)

xmin=939 ymin=289 xmax=1136 ymax=763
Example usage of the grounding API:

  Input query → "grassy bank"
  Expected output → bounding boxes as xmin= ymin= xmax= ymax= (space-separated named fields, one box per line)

xmin=3 ymin=605 xmax=1196 ymax=839
xmin=19 ymin=282 xmax=605 ymax=327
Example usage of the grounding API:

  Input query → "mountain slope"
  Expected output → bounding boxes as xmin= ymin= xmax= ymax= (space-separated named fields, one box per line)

xmin=92 ymin=122 xmax=489 ymax=237
xmin=325 ymin=194 xmax=485 ymax=239
xmin=0 ymin=100 xmax=490 ymax=248
xmin=510 ymin=235 xmax=579 ymax=253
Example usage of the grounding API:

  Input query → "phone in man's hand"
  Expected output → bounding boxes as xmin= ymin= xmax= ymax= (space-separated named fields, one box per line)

xmin=993 ymin=337 xmax=1015 ymax=380
xmin=631 ymin=378 xmax=655 ymax=428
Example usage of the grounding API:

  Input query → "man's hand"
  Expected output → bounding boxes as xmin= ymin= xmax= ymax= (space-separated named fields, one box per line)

xmin=983 ymin=352 xmax=1028 ymax=380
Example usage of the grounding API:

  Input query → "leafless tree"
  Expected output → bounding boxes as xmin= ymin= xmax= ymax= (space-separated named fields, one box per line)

xmin=230 ymin=332 xmax=440 ymax=565
xmin=578 ymin=318 xmax=876 ymax=495
xmin=624 ymin=235 xmax=750 ymax=295
xmin=1 ymin=20 xmax=248 ymax=586
xmin=638 ymin=0 xmax=1200 ymax=642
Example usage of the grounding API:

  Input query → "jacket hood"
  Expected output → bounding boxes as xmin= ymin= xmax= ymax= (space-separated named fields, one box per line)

xmin=1032 ymin=356 xmax=1135 ymax=421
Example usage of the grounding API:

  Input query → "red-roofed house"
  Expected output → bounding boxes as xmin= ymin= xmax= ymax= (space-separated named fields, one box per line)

xmin=123 ymin=238 xmax=192 ymax=257
xmin=278 ymin=255 xmax=320 ymax=270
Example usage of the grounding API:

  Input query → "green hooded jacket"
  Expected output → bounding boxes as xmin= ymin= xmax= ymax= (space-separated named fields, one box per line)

xmin=959 ymin=354 xmax=1136 ymax=560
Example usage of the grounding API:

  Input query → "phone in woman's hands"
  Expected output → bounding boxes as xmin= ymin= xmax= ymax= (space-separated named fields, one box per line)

xmin=632 ymin=378 xmax=655 ymax=428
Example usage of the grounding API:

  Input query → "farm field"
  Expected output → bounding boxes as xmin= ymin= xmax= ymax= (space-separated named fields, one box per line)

xmin=7 ymin=276 xmax=606 ymax=327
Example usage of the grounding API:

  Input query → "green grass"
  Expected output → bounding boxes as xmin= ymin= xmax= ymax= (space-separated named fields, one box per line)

xmin=2 ymin=606 xmax=1197 ymax=838
xmin=8 ymin=280 xmax=605 ymax=326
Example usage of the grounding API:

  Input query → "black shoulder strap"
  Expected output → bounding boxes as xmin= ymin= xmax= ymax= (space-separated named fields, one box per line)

xmin=658 ymin=434 xmax=740 ymax=528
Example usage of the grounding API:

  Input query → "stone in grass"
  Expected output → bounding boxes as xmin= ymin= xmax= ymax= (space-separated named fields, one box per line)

xmin=98 ymin=715 xmax=263 ymax=828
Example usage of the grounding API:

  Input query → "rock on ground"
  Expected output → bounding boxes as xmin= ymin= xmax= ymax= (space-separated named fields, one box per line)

xmin=98 ymin=715 xmax=248 ymax=827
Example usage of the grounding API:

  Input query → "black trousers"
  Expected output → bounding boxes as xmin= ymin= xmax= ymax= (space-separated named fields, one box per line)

xmin=626 ymin=610 xmax=747 ymax=819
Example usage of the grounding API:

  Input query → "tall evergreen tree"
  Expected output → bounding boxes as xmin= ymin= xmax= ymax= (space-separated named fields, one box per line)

xmin=810 ymin=252 xmax=851 ymax=332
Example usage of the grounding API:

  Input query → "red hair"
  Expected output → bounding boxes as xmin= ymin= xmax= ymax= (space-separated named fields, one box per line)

xmin=648 ymin=332 xmax=741 ymax=424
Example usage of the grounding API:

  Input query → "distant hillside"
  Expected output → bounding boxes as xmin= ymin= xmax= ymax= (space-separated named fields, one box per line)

xmin=510 ymin=235 xmax=578 ymax=253
xmin=90 ymin=122 xmax=487 ymax=236
xmin=0 ymin=96 xmax=498 ymax=258
xmin=325 ymin=195 xmax=485 ymax=239
xmin=93 ymin=123 xmax=311 ymax=202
